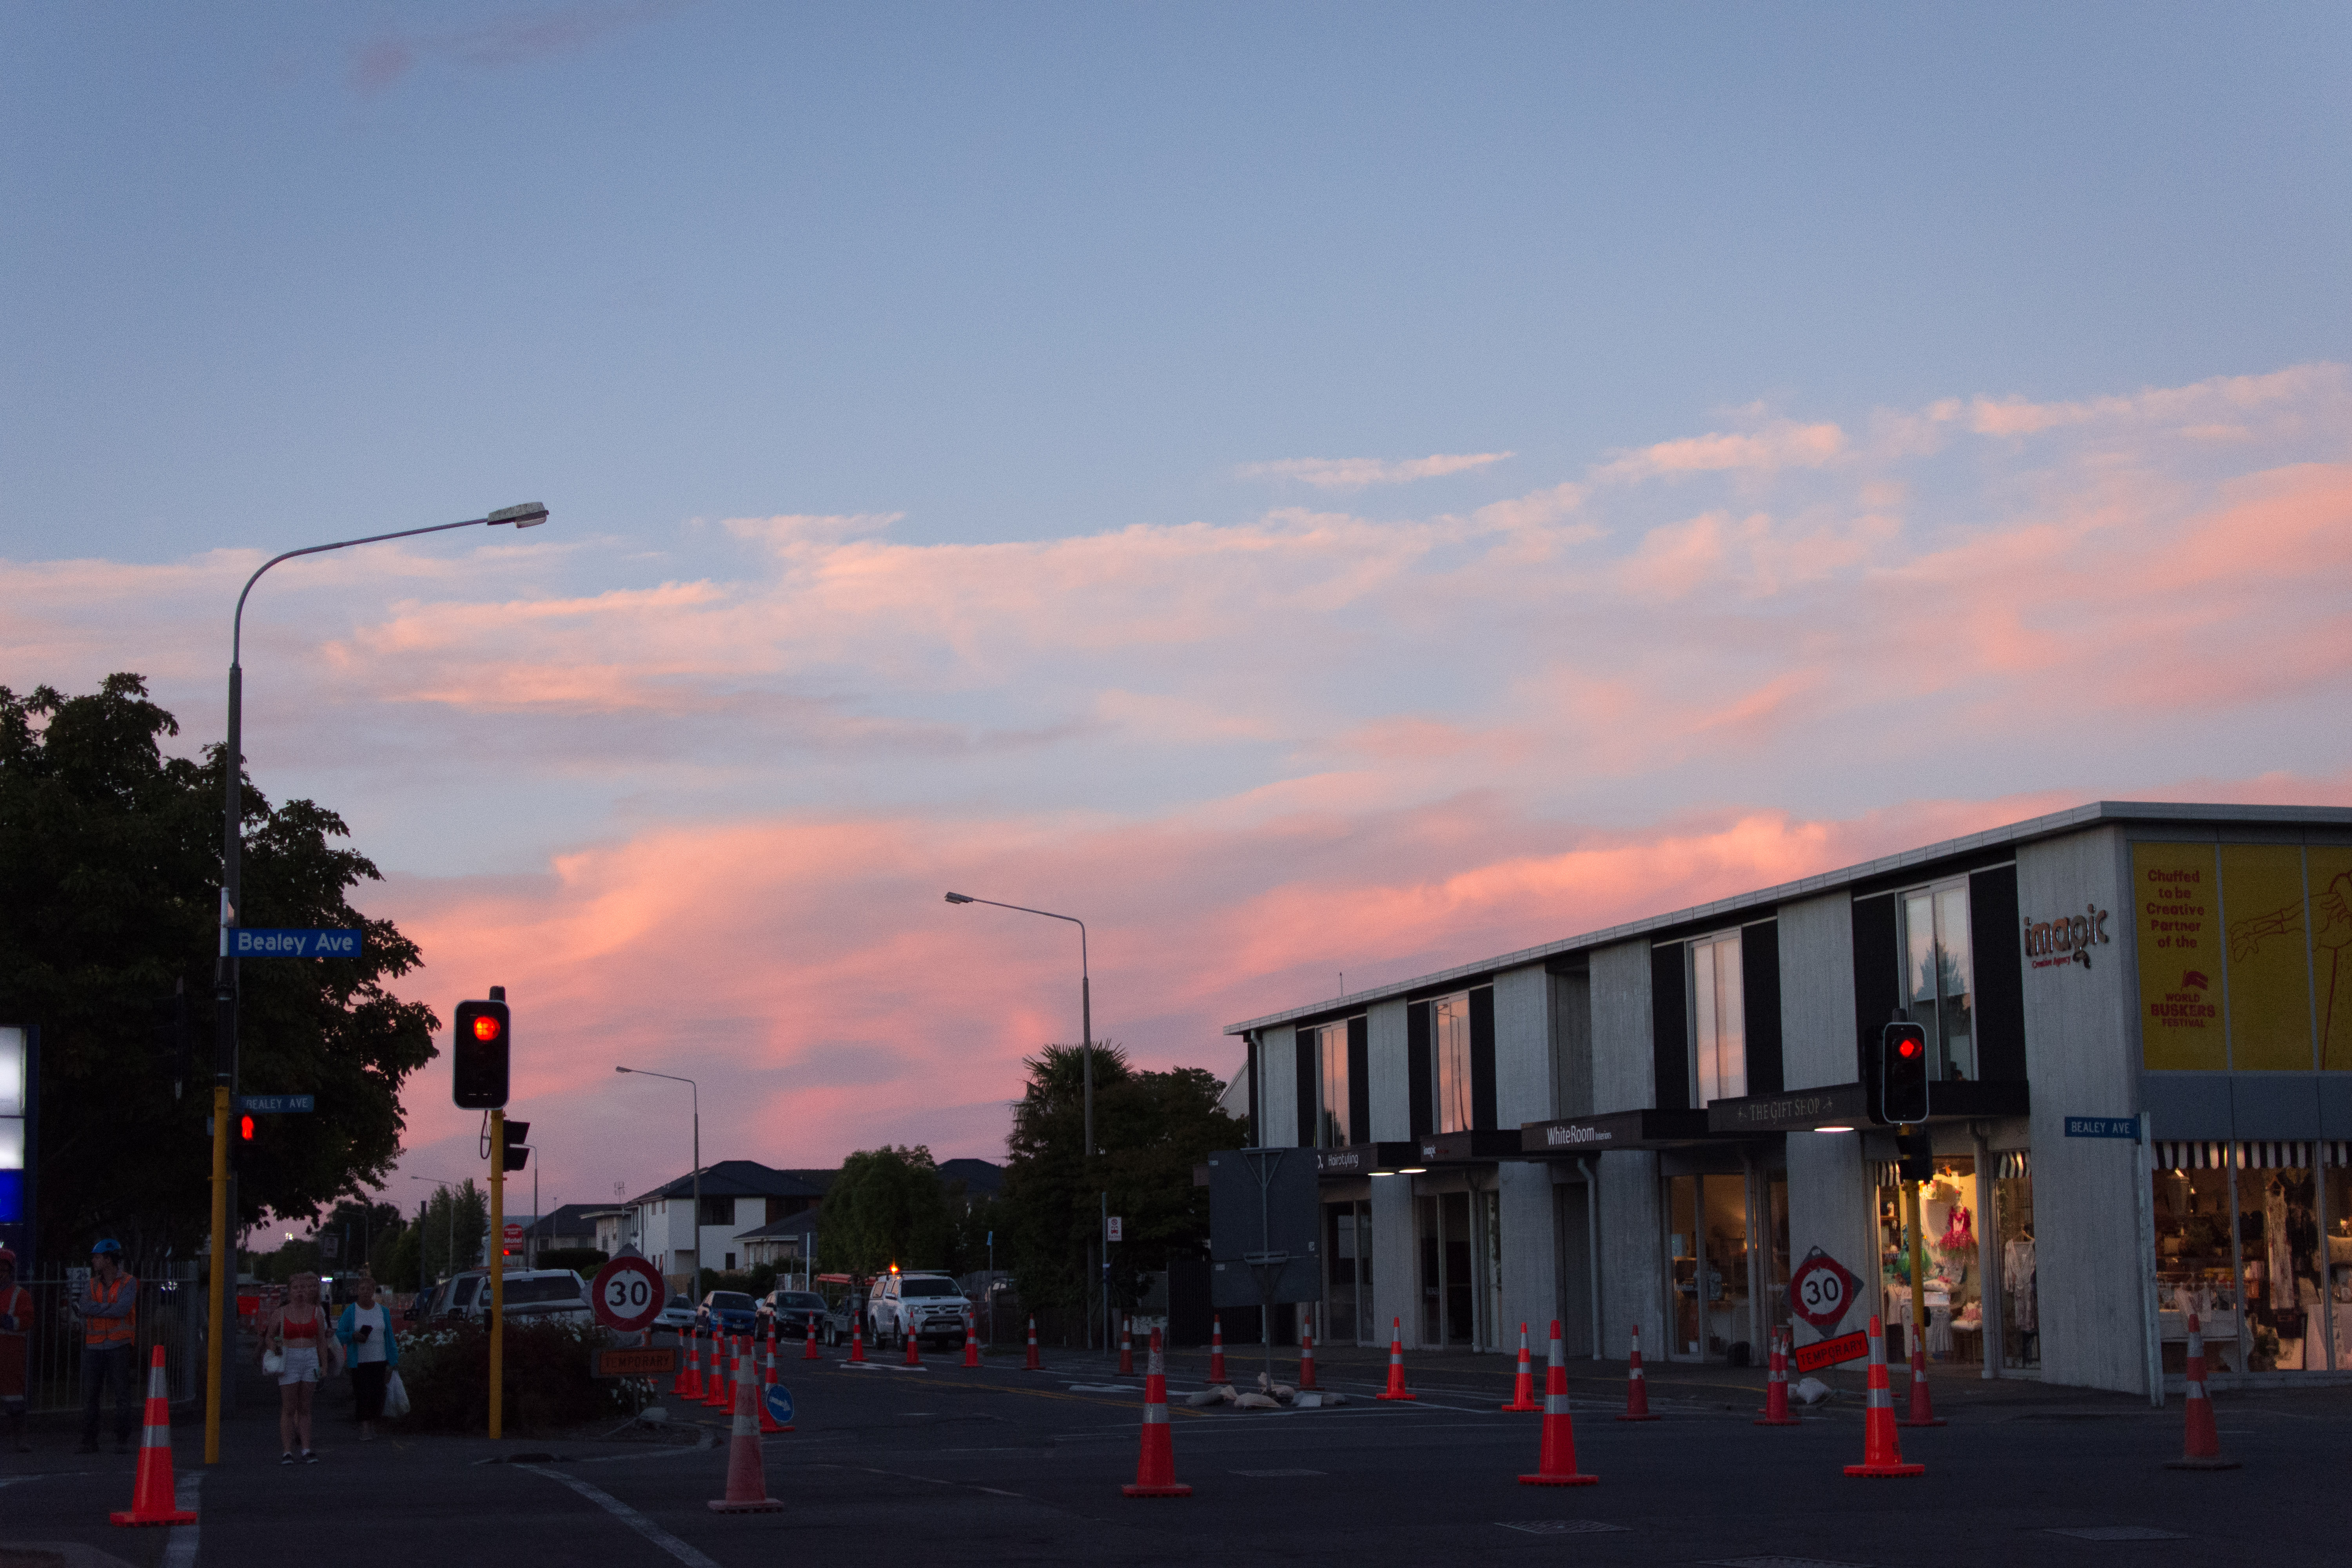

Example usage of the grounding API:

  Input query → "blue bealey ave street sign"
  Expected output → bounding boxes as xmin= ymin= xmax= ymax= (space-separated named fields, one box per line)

xmin=239 ymin=1095 xmax=316 ymax=1114
xmin=231 ymin=929 xmax=360 ymax=958
xmin=2064 ymin=1116 xmax=2139 ymax=1140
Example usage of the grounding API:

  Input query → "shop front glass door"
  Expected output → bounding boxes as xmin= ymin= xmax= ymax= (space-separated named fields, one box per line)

xmin=1667 ymin=1173 xmax=1751 ymax=1360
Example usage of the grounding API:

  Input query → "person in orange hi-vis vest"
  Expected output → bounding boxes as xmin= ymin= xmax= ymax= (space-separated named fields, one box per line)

xmin=0 ymin=1247 xmax=33 ymax=1452
xmin=77 ymin=1239 xmax=140 ymax=1454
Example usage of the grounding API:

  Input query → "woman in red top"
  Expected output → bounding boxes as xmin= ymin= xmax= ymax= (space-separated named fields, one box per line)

xmin=260 ymin=1272 xmax=340 ymax=1463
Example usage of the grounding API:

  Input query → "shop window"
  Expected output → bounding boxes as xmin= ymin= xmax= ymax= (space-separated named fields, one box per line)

xmin=1666 ymin=1173 xmax=1755 ymax=1360
xmin=1898 ymin=880 xmax=1975 ymax=1081
xmin=1686 ymin=931 xmax=1746 ymax=1105
xmin=1325 ymin=1200 xmax=1372 ymax=1344
xmin=2154 ymin=1145 xmax=2347 ymax=1373
xmin=1995 ymin=1155 xmax=2038 ymax=1370
xmin=1315 ymin=1023 xmax=1351 ymax=1147
xmin=1415 ymin=1192 xmax=1476 ymax=1346
xmin=1875 ymin=1156 xmax=1988 ymax=1367
xmin=1432 ymin=992 xmax=1473 ymax=1134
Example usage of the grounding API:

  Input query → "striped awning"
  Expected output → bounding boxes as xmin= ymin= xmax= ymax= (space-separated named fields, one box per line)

xmin=2153 ymin=1140 xmax=2351 ymax=1171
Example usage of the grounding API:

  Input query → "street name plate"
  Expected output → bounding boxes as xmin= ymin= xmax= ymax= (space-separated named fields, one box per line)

xmin=238 ymin=1094 xmax=316 ymax=1113
xmin=2065 ymin=1116 xmax=2139 ymax=1139
xmin=232 ymin=928 xmax=361 ymax=958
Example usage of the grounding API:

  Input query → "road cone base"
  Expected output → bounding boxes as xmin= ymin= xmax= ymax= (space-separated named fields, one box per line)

xmin=707 ymin=1498 xmax=786 ymax=1512
xmin=1376 ymin=1391 xmax=1415 ymax=1401
xmin=1121 ymin=1483 xmax=1192 ymax=1497
xmin=1501 ymin=1398 xmax=1542 ymax=1412
xmin=1844 ymin=1462 xmax=1926 ymax=1477
xmin=1754 ymin=1415 xmax=1804 ymax=1426
xmin=1615 ymin=1412 xmax=1660 ymax=1422
xmin=1517 ymin=1473 xmax=1597 ymax=1486
xmin=112 ymin=1510 xmax=198 ymax=1528
xmin=2163 ymin=1456 xmax=2241 ymax=1471
xmin=1897 ymin=1417 xmax=1948 ymax=1427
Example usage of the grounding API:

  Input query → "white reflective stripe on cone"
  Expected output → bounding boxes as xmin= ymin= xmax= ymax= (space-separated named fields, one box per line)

xmin=1143 ymin=1402 xmax=1169 ymax=1424
xmin=1544 ymin=1393 xmax=1570 ymax=1415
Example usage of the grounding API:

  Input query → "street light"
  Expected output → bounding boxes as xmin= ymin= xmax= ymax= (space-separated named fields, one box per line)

xmin=205 ymin=501 xmax=549 ymax=1466
xmin=409 ymin=1174 xmax=471 ymax=1287
xmin=942 ymin=892 xmax=1107 ymax=1349
xmin=615 ymin=1067 xmax=699 ymax=1295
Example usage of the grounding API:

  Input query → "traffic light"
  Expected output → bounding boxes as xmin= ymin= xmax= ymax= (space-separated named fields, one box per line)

xmin=501 ymin=1119 xmax=531 ymax=1173
xmin=240 ymin=1113 xmax=256 ymax=1142
xmin=1880 ymin=1020 xmax=1930 ymax=1124
xmin=1896 ymin=1126 xmax=1933 ymax=1184
xmin=452 ymin=995 xmax=511 ymax=1109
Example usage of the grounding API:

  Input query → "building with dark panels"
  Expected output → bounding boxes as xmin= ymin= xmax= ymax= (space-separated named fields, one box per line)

xmin=1226 ymin=801 xmax=2352 ymax=1394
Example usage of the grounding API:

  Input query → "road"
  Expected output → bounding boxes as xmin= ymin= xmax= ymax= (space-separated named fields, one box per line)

xmin=6 ymin=1339 xmax=2341 ymax=1566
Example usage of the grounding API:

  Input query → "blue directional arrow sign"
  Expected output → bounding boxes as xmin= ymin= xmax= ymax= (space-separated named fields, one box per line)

xmin=232 ymin=929 xmax=360 ymax=958
xmin=764 ymin=1383 xmax=794 ymax=1426
xmin=238 ymin=1095 xmax=316 ymax=1114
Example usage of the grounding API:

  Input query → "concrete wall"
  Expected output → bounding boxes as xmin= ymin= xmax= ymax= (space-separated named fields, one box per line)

xmin=1778 ymin=891 xmax=1857 ymax=1090
xmin=1591 ymin=940 xmax=1655 ymax=1113
xmin=1368 ymin=1001 xmax=1410 ymax=1140
xmin=1597 ymin=1151 xmax=1665 ymax=1359
xmin=2018 ymin=825 xmax=2149 ymax=1394
xmin=1782 ymin=1130 xmax=1880 ymax=1350
xmin=1552 ymin=970 xmax=1594 ymax=1118
xmin=1497 ymin=1160 xmax=1558 ymax=1344
xmin=1493 ymin=964 xmax=1553 ymax=1125
xmin=1368 ymin=1167 xmax=1416 ymax=1341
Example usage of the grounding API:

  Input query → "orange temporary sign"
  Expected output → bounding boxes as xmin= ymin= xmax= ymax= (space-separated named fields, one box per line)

xmin=1793 ymin=1331 xmax=1869 ymax=1373
xmin=592 ymin=1347 xmax=681 ymax=1379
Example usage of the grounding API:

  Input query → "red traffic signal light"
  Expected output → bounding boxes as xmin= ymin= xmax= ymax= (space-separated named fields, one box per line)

xmin=470 ymin=1013 xmax=504 ymax=1043
xmin=1880 ymin=1020 xmax=1931 ymax=1125
xmin=451 ymin=997 xmax=512 ymax=1109
xmin=240 ymin=1114 xmax=256 ymax=1141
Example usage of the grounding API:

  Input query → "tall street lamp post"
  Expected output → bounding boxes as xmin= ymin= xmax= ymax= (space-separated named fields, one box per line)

xmin=408 ymin=1174 xmax=469 ymax=1287
xmin=615 ymin=1067 xmax=699 ymax=1294
xmin=206 ymin=502 xmax=549 ymax=1464
xmin=942 ymin=893 xmax=1107 ymax=1350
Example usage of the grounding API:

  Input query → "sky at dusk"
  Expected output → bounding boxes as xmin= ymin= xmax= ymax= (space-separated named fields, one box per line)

xmin=4 ymin=5 xmax=2348 ymax=1225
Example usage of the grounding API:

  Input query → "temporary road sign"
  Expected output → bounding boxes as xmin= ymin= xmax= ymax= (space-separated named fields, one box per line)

xmin=1788 ymin=1246 xmax=1861 ymax=1332
xmin=592 ymin=1345 xmax=680 ymax=1379
xmin=231 ymin=929 xmax=361 ymax=958
xmin=237 ymin=1095 xmax=315 ymax=1114
xmin=592 ymin=1254 xmax=665 ymax=1333
xmin=1793 ymin=1330 xmax=1870 ymax=1373
xmin=2065 ymin=1116 xmax=2140 ymax=1139
xmin=764 ymin=1382 xmax=795 ymax=1426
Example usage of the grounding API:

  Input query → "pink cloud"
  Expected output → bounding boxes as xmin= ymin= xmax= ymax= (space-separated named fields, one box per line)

xmin=1595 ymin=420 xmax=1847 ymax=484
xmin=1237 ymin=452 xmax=1515 ymax=490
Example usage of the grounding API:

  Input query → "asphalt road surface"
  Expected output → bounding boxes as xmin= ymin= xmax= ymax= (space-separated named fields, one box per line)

xmin=7 ymin=1342 xmax=2343 ymax=1566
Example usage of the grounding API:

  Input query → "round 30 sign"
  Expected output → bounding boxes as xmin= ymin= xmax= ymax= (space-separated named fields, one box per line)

xmin=592 ymin=1255 xmax=665 ymax=1333
xmin=1787 ymin=1246 xmax=1861 ymax=1332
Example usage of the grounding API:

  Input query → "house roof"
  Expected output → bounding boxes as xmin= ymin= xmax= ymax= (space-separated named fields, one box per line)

xmin=521 ymin=1203 xmax=605 ymax=1239
xmin=737 ymin=1204 xmax=823 ymax=1240
xmin=622 ymin=1160 xmax=830 ymax=1207
xmin=1224 ymin=798 xmax=2352 ymax=1034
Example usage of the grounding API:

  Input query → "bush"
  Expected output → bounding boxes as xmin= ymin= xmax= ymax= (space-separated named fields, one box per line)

xmin=394 ymin=1319 xmax=637 ymax=1434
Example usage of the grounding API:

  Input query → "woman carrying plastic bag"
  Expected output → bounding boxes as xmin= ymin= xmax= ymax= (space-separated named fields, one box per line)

xmin=335 ymin=1274 xmax=403 ymax=1441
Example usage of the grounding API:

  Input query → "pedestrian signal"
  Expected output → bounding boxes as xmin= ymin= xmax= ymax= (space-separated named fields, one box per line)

xmin=501 ymin=1118 xmax=531 ymax=1173
xmin=240 ymin=1114 xmax=256 ymax=1141
xmin=452 ymin=997 xmax=512 ymax=1109
xmin=1880 ymin=1020 xmax=1929 ymax=1125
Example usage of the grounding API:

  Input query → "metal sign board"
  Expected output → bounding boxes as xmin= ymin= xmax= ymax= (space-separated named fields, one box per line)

xmin=592 ymin=1255 xmax=666 ymax=1333
xmin=237 ymin=1095 xmax=315 ymax=1114
xmin=1788 ymin=1246 xmax=1861 ymax=1332
xmin=2065 ymin=1116 xmax=2140 ymax=1140
xmin=592 ymin=1346 xmax=680 ymax=1379
xmin=231 ymin=928 xmax=361 ymax=958
xmin=1107 ymin=1216 xmax=1123 ymax=1242
xmin=1207 ymin=1148 xmax=1320 ymax=1308
xmin=1793 ymin=1330 xmax=1870 ymax=1372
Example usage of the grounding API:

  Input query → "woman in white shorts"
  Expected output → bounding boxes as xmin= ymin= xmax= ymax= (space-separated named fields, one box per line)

xmin=260 ymin=1272 xmax=340 ymax=1463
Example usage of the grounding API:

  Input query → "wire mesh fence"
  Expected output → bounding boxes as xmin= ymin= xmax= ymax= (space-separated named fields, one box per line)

xmin=15 ymin=1265 xmax=208 ymax=1413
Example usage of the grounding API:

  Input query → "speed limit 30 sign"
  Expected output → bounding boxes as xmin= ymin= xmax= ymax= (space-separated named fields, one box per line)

xmin=592 ymin=1254 xmax=665 ymax=1333
xmin=1788 ymin=1246 xmax=1862 ymax=1333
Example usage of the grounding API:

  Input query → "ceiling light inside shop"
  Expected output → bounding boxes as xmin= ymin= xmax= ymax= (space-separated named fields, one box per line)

xmin=1396 ymin=1166 xmax=1427 ymax=1174
xmin=1814 ymin=1125 xmax=1854 ymax=1133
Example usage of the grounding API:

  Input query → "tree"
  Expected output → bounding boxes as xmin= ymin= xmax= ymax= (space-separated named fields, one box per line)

xmin=381 ymin=1180 xmax=488 ymax=1290
xmin=1000 ymin=1042 xmax=1246 ymax=1319
xmin=0 ymin=676 xmax=439 ymax=1265
xmin=817 ymin=1146 xmax=955 ymax=1276
xmin=318 ymin=1196 xmax=405 ymax=1277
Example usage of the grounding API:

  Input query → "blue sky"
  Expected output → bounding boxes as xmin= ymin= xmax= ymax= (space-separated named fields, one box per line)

xmin=5 ymin=4 xmax=2347 ymax=1197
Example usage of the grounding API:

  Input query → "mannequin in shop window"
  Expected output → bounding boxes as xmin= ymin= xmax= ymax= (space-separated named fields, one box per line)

xmin=2002 ymin=1224 xmax=2036 ymax=1361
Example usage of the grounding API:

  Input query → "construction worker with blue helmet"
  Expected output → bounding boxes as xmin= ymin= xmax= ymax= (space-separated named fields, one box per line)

xmin=76 ymin=1238 xmax=138 ymax=1454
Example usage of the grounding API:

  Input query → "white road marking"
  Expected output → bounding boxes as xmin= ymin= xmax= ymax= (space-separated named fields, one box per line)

xmin=518 ymin=1465 xmax=723 ymax=1568
xmin=162 ymin=1473 xmax=202 ymax=1568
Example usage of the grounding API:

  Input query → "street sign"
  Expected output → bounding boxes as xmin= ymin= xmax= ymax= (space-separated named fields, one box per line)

xmin=319 ymin=1234 xmax=341 ymax=1259
xmin=1107 ymin=1216 xmax=1123 ymax=1242
xmin=237 ymin=1095 xmax=315 ymax=1114
xmin=231 ymin=928 xmax=361 ymax=958
xmin=1793 ymin=1330 xmax=1870 ymax=1372
xmin=2065 ymin=1116 xmax=2140 ymax=1140
xmin=763 ymin=1382 xmax=794 ymax=1426
xmin=592 ymin=1254 xmax=665 ymax=1333
xmin=503 ymin=1222 xmax=524 ymax=1244
xmin=1788 ymin=1246 xmax=1862 ymax=1332
xmin=592 ymin=1346 xmax=679 ymax=1379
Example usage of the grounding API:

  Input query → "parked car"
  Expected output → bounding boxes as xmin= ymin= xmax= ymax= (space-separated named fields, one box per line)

xmin=419 ymin=1268 xmax=589 ymax=1325
xmin=866 ymin=1270 xmax=973 ymax=1352
xmin=697 ymin=1290 xmax=759 ymax=1336
xmin=759 ymin=1289 xmax=829 ymax=1341
xmin=655 ymin=1292 xmax=698 ymax=1331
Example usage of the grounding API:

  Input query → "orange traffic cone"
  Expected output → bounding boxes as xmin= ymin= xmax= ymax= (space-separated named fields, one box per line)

xmin=2165 ymin=1311 xmax=2240 ymax=1470
xmin=1501 ymin=1322 xmax=1541 ymax=1411
xmin=1844 ymin=1316 xmax=1925 ymax=1478
xmin=963 ymin=1310 xmax=980 ymax=1368
xmin=846 ymin=1321 xmax=869 ymax=1365
xmin=758 ymin=1342 xmax=792 ymax=1434
xmin=1899 ymin=1322 xmax=1946 ymax=1427
xmin=677 ymin=1328 xmax=704 ymax=1399
xmin=708 ymin=1350 xmax=785 ymax=1512
xmin=1024 ymin=1315 xmax=1042 ymax=1371
xmin=1208 ymin=1315 xmax=1226 ymax=1384
xmin=903 ymin=1324 xmax=922 ymax=1367
xmin=1755 ymin=1327 xmax=1801 ymax=1426
xmin=1376 ymin=1317 xmax=1415 ymax=1401
xmin=1298 ymin=1312 xmax=1319 ymax=1391
xmin=1118 ymin=1316 xmax=1134 ymax=1376
xmin=802 ymin=1320 xmax=820 ymax=1360
xmin=703 ymin=1333 xmax=733 ymax=1407
xmin=1617 ymin=1324 xmax=1659 ymax=1421
xmin=111 ymin=1347 xmax=197 ymax=1528
xmin=1120 ymin=1328 xmax=1191 ymax=1498
xmin=1518 ymin=1319 xmax=1597 ymax=1486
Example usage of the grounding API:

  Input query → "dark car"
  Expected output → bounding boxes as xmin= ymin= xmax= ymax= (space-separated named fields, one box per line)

xmin=697 ymin=1290 xmax=759 ymax=1336
xmin=759 ymin=1289 xmax=828 ymax=1340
